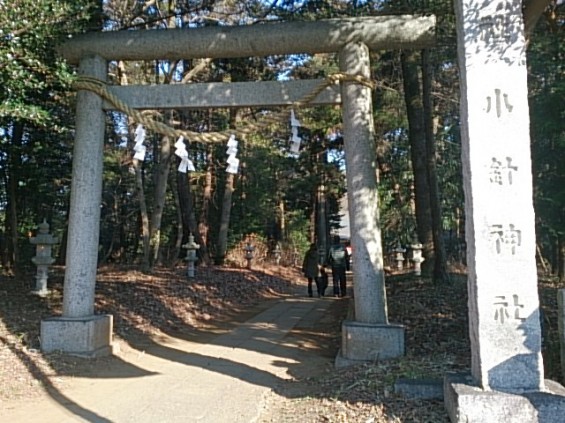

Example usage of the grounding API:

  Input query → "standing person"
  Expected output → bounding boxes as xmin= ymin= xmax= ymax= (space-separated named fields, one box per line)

xmin=328 ymin=235 xmax=349 ymax=297
xmin=302 ymin=243 xmax=321 ymax=297
xmin=318 ymin=265 xmax=329 ymax=297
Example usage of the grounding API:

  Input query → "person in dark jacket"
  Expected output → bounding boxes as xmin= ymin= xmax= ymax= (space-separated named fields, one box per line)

xmin=318 ymin=265 xmax=328 ymax=297
xmin=302 ymin=243 xmax=321 ymax=297
xmin=327 ymin=236 xmax=349 ymax=297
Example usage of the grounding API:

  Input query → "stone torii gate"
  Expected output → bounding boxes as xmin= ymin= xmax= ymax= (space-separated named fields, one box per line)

xmin=40 ymin=16 xmax=436 ymax=360
xmin=39 ymin=7 xmax=565 ymax=421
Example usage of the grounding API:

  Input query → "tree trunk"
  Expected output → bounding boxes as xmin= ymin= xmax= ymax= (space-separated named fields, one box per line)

xmin=559 ymin=236 xmax=565 ymax=283
xmin=0 ymin=167 xmax=7 ymax=270
xmin=100 ymin=187 xmax=125 ymax=264
xmin=5 ymin=122 xmax=24 ymax=276
xmin=171 ymin=171 xmax=184 ymax=267
xmin=178 ymin=171 xmax=197 ymax=239
xmin=216 ymin=109 xmax=242 ymax=264
xmin=198 ymin=147 xmax=213 ymax=265
xmin=149 ymin=127 xmax=174 ymax=267
xmin=317 ymin=184 xmax=328 ymax=258
xmin=309 ymin=190 xmax=317 ymax=244
xmin=134 ymin=158 xmax=151 ymax=270
xmin=278 ymin=197 xmax=286 ymax=241
xmin=57 ymin=204 xmax=69 ymax=266
xmin=118 ymin=60 xmax=150 ymax=269
xmin=177 ymin=165 xmax=210 ymax=264
xmin=401 ymin=50 xmax=434 ymax=274
xmin=216 ymin=173 xmax=235 ymax=264
xmin=422 ymin=49 xmax=449 ymax=283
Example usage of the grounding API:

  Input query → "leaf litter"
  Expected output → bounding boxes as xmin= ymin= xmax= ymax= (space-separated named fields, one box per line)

xmin=0 ymin=266 xmax=563 ymax=422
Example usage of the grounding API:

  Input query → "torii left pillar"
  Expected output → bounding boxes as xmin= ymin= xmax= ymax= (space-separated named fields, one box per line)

xmin=40 ymin=55 xmax=113 ymax=357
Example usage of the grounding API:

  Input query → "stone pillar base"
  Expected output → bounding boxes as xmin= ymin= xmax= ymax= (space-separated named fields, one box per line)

xmin=41 ymin=314 xmax=113 ymax=357
xmin=335 ymin=320 xmax=404 ymax=368
xmin=444 ymin=373 xmax=565 ymax=423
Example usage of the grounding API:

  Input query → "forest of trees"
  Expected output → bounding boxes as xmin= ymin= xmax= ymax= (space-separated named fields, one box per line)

xmin=0 ymin=0 xmax=563 ymax=281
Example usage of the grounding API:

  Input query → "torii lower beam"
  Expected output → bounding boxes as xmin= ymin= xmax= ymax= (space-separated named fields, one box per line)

xmin=105 ymin=79 xmax=341 ymax=110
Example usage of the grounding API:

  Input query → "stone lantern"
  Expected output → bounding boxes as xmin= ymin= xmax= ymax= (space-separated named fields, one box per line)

xmin=272 ymin=243 xmax=282 ymax=265
xmin=394 ymin=242 xmax=406 ymax=270
xmin=244 ymin=242 xmax=255 ymax=269
xmin=30 ymin=220 xmax=58 ymax=297
xmin=182 ymin=234 xmax=200 ymax=278
xmin=411 ymin=240 xmax=425 ymax=276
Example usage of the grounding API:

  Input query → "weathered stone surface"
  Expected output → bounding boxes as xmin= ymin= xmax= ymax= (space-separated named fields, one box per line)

xmin=454 ymin=0 xmax=544 ymax=392
xmin=41 ymin=315 xmax=113 ymax=357
xmin=395 ymin=378 xmax=444 ymax=400
xmin=62 ymin=55 xmax=107 ymax=318
xmin=106 ymin=79 xmax=341 ymax=110
xmin=444 ymin=373 xmax=565 ymax=423
xmin=55 ymin=16 xmax=435 ymax=362
xmin=335 ymin=320 xmax=404 ymax=367
xmin=339 ymin=42 xmax=388 ymax=325
xmin=444 ymin=0 xmax=565 ymax=417
xmin=59 ymin=16 xmax=436 ymax=64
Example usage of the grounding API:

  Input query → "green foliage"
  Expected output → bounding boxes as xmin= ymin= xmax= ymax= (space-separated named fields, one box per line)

xmin=0 ymin=0 xmax=95 ymax=125
xmin=1 ymin=0 xmax=561 ymax=274
xmin=528 ymin=14 xmax=565 ymax=264
xmin=285 ymin=210 xmax=311 ymax=252
xmin=0 ymin=0 xmax=97 ymax=269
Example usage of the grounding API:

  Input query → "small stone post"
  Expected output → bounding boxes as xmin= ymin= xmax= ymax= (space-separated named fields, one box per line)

xmin=272 ymin=243 xmax=282 ymax=265
xmin=445 ymin=0 xmax=565 ymax=420
xmin=30 ymin=220 xmax=58 ymax=297
xmin=394 ymin=242 xmax=406 ymax=270
xmin=410 ymin=241 xmax=424 ymax=276
xmin=244 ymin=242 xmax=255 ymax=270
xmin=182 ymin=234 xmax=200 ymax=278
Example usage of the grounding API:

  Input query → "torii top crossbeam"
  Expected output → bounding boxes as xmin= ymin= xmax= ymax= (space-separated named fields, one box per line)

xmin=59 ymin=15 xmax=435 ymax=63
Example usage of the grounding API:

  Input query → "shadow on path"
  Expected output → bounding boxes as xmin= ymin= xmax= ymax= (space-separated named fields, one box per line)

xmin=0 ymin=267 xmax=348 ymax=422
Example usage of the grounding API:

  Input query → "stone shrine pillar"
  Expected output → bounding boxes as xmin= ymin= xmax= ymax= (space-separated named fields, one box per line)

xmin=335 ymin=42 xmax=404 ymax=367
xmin=40 ymin=55 xmax=113 ymax=357
xmin=445 ymin=0 xmax=565 ymax=420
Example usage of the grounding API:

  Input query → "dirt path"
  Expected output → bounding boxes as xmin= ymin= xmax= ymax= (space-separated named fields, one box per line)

xmin=0 ymin=292 xmax=349 ymax=423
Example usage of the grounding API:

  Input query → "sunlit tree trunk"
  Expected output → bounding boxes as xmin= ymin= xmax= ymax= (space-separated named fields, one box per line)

xmin=171 ymin=170 xmax=184 ymax=266
xmin=317 ymin=184 xmax=328 ymax=258
xmin=118 ymin=59 xmax=151 ymax=270
xmin=422 ymin=49 xmax=449 ymax=283
xmin=217 ymin=173 xmax=235 ymax=264
xmin=278 ymin=197 xmax=286 ymax=241
xmin=559 ymin=237 xmax=565 ymax=283
xmin=198 ymin=147 xmax=213 ymax=265
xmin=5 ymin=122 xmax=24 ymax=275
xmin=133 ymin=157 xmax=150 ymax=270
xmin=149 ymin=128 xmax=174 ymax=267
xmin=216 ymin=107 xmax=242 ymax=264
xmin=309 ymin=192 xmax=317 ymax=244
xmin=177 ymin=166 xmax=209 ymax=265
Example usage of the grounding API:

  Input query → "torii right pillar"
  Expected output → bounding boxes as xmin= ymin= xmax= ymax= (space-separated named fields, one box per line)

xmin=335 ymin=42 xmax=405 ymax=367
xmin=444 ymin=0 xmax=565 ymax=421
